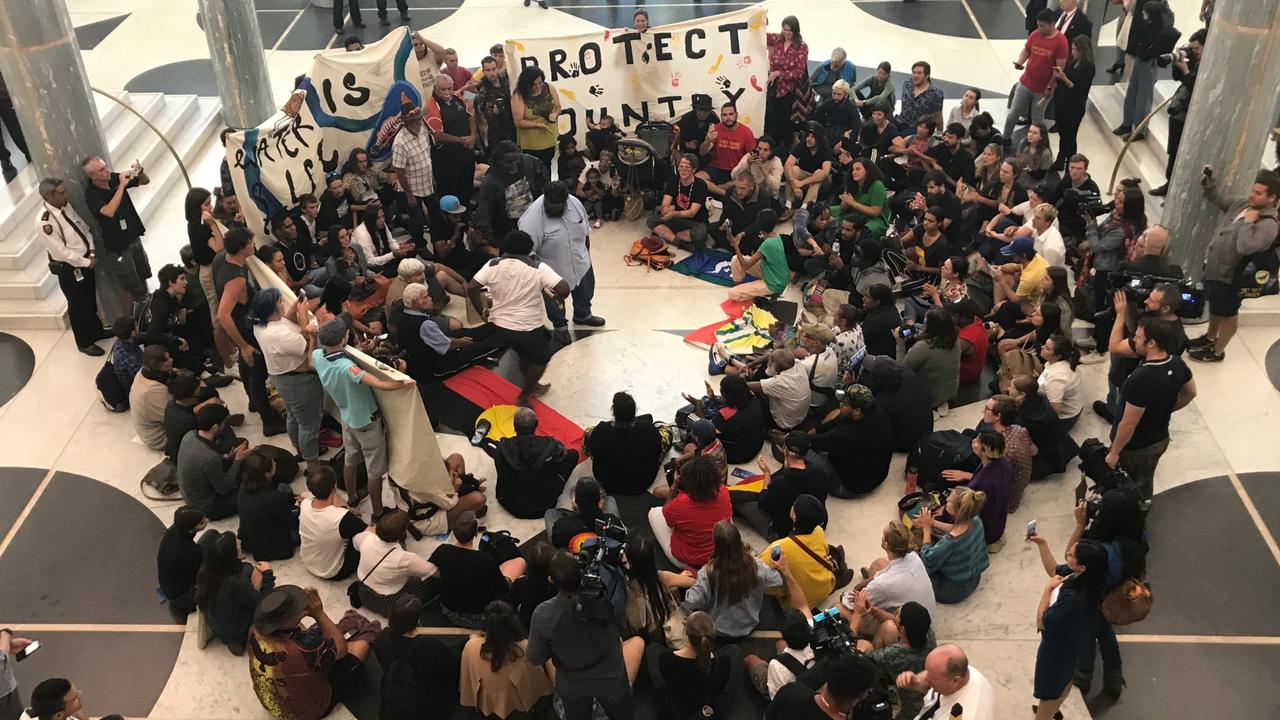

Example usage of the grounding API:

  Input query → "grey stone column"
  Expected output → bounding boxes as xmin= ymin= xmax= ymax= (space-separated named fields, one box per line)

xmin=1165 ymin=0 xmax=1280 ymax=281
xmin=0 ymin=0 xmax=108 ymax=221
xmin=198 ymin=0 xmax=275 ymax=128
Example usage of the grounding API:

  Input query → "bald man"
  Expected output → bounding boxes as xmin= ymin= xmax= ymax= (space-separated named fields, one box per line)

xmin=429 ymin=74 xmax=478 ymax=205
xmin=746 ymin=350 xmax=812 ymax=430
xmin=896 ymin=643 xmax=994 ymax=719
xmin=1119 ymin=224 xmax=1183 ymax=278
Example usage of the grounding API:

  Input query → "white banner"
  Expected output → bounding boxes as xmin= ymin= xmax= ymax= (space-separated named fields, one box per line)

xmin=505 ymin=6 xmax=770 ymax=146
xmin=227 ymin=28 xmax=422 ymax=237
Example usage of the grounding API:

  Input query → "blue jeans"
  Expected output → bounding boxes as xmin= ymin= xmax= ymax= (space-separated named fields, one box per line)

xmin=1122 ymin=58 xmax=1157 ymax=127
xmin=1004 ymin=83 xmax=1045 ymax=142
xmin=543 ymin=265 xmax=596 ymax=328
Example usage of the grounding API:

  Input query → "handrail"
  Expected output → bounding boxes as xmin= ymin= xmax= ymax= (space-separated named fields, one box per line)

xmin=89 ymin=87 xmax=193 ymax=190
xmin=1107 ymin=93 xmax=1175 ymax=192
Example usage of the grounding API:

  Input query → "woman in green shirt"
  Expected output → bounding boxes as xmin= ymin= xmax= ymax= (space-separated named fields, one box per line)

xmin=728 ymin=208 xmax=791 ymax=301
xmin=895 ymin=306 xmax=961 ymax=411
xmin=511 ymin=66 xmax=561 ymax=176
xmin=839 ymin=158 xmax=889 ymax=235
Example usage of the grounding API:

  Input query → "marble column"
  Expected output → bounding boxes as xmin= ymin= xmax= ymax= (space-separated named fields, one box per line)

xmin=0 ymin=0 xmax=108 ymax=219
xmin=198 ymin=0 xmax=275 ymax=128
xmin=1165 ymin=0 xmax=1280 ymax=281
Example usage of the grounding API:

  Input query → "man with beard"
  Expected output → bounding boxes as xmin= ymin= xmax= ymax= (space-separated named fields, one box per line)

xmin=518 ymin=181 xmax=605 ymax=343
xmin=677 ymin=94 xmax=716 ymax=165
xmin=1095 ymin=268 xmax=1186 ymax=424
xmin=474 ymin=55 xmax=516 ymax=152
xmin=696 ymin=102 xmax=755 ymax=197
xmin=428 ymin=75 xmax=477 ymax=205
xmin=474 ymin=140 xmax=548 ymax=247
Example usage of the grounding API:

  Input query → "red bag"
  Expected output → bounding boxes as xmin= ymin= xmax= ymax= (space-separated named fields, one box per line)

xmin=624 ymin=235 xmax=674 ymax=271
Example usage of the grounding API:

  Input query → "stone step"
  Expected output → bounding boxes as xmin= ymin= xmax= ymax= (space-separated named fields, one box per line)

xmin=1086 ymin=83 xmax=1171 ymax=192
xmin=0 ymin=295 xmax=68 ymax=330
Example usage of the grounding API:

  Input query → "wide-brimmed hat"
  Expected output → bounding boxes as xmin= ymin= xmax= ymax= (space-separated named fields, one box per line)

xmin=253 ymin=585 xmax=310 ymax=635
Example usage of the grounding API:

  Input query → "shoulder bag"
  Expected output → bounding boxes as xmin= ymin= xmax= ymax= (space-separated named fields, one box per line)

xmin=347 ymin=547 xmax=395 ymax=609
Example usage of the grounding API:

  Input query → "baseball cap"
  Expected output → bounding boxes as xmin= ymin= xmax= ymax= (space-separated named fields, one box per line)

xmin=783 ymin=431 xmax=810 ymax=455
xmin=317 ymin=317 xmax=349 ymax=347
xmin=800 ymin=323 xmax=835 ymax=344
xmin=691 ymin=94 xmax=713 ymax=111
xmin=439 ymin=195 xmax=465 ymax=214
xmin=1000 ymin=236 xmax=1036 ymax=258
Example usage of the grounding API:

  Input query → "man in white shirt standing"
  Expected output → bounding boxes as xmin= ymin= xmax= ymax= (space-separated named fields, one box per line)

xmin=35 ymin=178 xmax=104 ymax=355
xmin=467 ymin=230 xmax=570 ymax=404
xmin=898 ymin=644 xmax=995 ymax=720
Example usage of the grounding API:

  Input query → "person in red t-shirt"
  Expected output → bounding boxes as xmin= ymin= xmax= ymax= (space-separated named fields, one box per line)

xmin=648 ymin=455 xmax=732 ymax=568
xmin=949 ymin=299 xmax=989 ymax=384
xmin=1003 ymin=9 xmax=1069 ymax=143
xmin=697 ymin=103 xmax=757 ymax=197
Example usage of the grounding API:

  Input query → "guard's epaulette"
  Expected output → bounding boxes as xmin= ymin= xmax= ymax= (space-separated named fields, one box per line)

xmin=40 ymin=210 xmax=50 ymax=221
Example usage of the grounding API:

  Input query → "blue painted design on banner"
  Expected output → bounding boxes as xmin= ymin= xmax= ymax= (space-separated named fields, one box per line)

xmin=367 ymin=81 xmax=422 ymax=163
xmin=238 ymin=127 xmax=286 ymax=234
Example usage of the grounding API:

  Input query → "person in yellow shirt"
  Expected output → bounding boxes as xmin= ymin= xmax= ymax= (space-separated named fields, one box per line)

xmin=759 ymin=494 xmax=853 ymax=609
xmin=991 ymin=235 xmax=1049 ymax=308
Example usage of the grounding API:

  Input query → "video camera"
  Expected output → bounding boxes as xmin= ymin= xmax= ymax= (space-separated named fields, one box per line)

xmin=1063 ymin=186 xmax=1109 ymax=217
xmin=809 ymin=608 xmax=893 ymax=720
xmin=1106 ymin=270 xmax=1204 ymax=319
xmin=575 ymin=516 xmax=629 ymax=618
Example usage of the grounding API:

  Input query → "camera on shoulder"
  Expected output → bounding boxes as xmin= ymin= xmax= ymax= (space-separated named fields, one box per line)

xmin=1105 ymin=270 xmax=1203 ymax=319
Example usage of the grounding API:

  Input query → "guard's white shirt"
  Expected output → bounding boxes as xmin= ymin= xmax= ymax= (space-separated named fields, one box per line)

xmin=36 ymin=200 xmax=94 ymax=267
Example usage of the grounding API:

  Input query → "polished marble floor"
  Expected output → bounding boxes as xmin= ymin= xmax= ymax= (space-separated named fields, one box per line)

xmin=2 ymin=0 xmax=1276 ymax=719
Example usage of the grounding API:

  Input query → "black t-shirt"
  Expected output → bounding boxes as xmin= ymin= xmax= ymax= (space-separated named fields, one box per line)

xmin=1120 ymin=255 xmax=1184 ymax=279
xmin=658 ymin=650 xmax=734 ymax=719
xmin=677 ymin=111 xmax=712 ymax=155
xmin=437 ymin=94 xmax=472 ymax=138
xmin=789 ymin=142 xmax=832 ymax=174
xmin=551 ymin=511 xmax=623 ymax=549
xmin=712 ymin=400 xmax=766 ymax=464
xmin=85 ymin=174 xmax=145 ymax=253
xmin=857 ymin=122 xmax=895 ymax=158
xmin=372 ymin=630 xmax=460 ymax=720
xmin=212 ymin=251 xmax=257 ymax=347
xmin=1113 ymin=354 xmax=1192 ymax=449
xmin=927 ymin=144 xmax=975 ymax=185
xmin=1052 ymin=175 xmax=1101 ymax=238
xmin=928 ymin=190 xmax=964 ymax=245
xmin=188 ymin=221 xmax=216 ymax=266
xmin=583 ymin=417 xmax=664 ymax=495
xmin=276 ymin=239 xmax=311 ymax=283
xmin=317 ymin=189 xmax=357 ymax=231
xmin=664 ymin=176 xmax=710 ymax=223
xmin=765 ymin=682 xmax=829 ymax=720
xmin=1107 ymin=319 xmax=1187 ymax=386
xmin=428 ymin=544 xmax=509 ymax=614
xmin=810 ymin=409 xmax=896 ymax=494
xmin=237 ymin=486 xmax=297 ymax=561
xmin=157 ymin=525 xmax=204 ymax=599
xmin=907 ymin=228 xmax=951 ymax=272
xmin=141 ymin=288 xmax=180 ymax=347
xmin=506 ymin=575 xmax=557 ymax=631
xmin=758 ymin=465 xmax=828 ymax=536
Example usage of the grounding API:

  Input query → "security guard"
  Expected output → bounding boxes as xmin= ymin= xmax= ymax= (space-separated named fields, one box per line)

xmin=36 ymin=177 xmax=104 ymax=355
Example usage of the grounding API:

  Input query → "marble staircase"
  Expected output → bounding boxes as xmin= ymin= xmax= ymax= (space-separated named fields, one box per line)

xmin=0 ymin=92 xmax=222 ymax=330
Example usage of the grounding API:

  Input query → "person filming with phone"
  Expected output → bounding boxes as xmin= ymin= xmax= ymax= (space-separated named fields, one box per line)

xmin=1 ymin=628 xmax=42 ymax=720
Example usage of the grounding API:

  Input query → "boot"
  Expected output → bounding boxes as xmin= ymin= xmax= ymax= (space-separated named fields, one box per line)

xmin=1072 ymin=669 xmax=1093 ymax=696
xmin=1102 ymin=670 xmax=1126 ymax=700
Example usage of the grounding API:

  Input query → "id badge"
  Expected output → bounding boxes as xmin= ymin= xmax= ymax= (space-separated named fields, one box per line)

xmin=119 ymin=218 xmax=128 ymax=231
xmin=73 ymin=268 xmax=84 ymax=282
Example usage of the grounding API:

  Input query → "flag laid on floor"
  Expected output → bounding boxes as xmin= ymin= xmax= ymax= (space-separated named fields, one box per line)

xmin=671 ymin=249 xmax=755 ymax=287
xmin=442 ymin=367 xmax=585 ymax=461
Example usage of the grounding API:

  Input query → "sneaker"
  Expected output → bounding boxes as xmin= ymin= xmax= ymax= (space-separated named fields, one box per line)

xmin=1092 ymin=400 xmax=1114 ymax=424
xmin=552 ymin=328 xmax=572 ymax=344
xmin=203 ymin=373 xmax=234 ymax=388
xmin=470 ymin=419 xmax=492 ymax=446
xmin=1112 ymin=125 xmax=1131 ymax=136
xmin=1150 ymin=183 xmax=1169 ymax=197
xmin=227 ymin=413 xmax=246 ymax=427
xmin=1186 ymin=334 xmax=1213 ymax=349
xmin=262 ymin=421 xmax=288 ymax=437
xmin=1129 ymin=129 xmax=1147 ymax=141
xmin=573 ymin=314 xmax=606 ymax=327
xmin=1188 ymin=346 xmax=1225 ymax=362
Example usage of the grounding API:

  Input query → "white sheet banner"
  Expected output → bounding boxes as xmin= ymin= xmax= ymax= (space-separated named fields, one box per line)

xmin=227 ymin=28 xmax=421 ymax=237
xmin=505 ymin=6 xmax=769 ymax=146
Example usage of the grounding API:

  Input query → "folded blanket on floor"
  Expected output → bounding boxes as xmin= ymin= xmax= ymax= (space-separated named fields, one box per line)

xmin=671 ymin=249 xmax=756 ymax=287
xmin=442 ymin=367 xmax=584 ymax=461
xmin=683 ymin=304 xmax=778 ymax=353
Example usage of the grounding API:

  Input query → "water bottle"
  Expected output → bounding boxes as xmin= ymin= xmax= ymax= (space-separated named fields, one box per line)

xmin=905 ymin=466 xmax=919 ymax=494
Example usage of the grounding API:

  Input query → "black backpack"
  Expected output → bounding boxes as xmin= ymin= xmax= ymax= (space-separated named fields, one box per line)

xmin=907 ymin=430 xmax=980 ymax=492
xmin=96 ymin=360 xmax=128 ymax=411
xmin=1235 ymin=235 xmax=1279 ymax=298
xmin=379 ymin=647 xmax=427 ymax=720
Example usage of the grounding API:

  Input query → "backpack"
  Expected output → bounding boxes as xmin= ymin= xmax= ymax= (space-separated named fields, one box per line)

xmin=96 ymin=360 xmax=129 ymax=411
xmin=1101 ymin=577 xmax=1153 ymax=625
xmin=624 ymin=235 xmax=674 ymax=271
xmin=906 ymin=430 xmax=980 ymax=492
xmin=379 ymin=644 xmax=428 ymax=720
xmin=1235 ymin=235 xmax=1280 ymax=298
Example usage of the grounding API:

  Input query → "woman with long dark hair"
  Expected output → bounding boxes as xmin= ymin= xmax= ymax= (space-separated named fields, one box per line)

xmin=764 ymin=16 xmax=809 ymax=147
xmin=1052 ymin=36 xmax=1096 ymax=169
xmin=511 ymin=66 xmax=560 ymax=174
xmin=459 ymin=600 xmax=552 ymax=719
xmin=196 ymin=531 xmax=274 ymax=654
xmin=236 ymin=448 xmax=299 ymax=561
xmin=895 ymin=307 xmax=960 ymax=412
xmin=1041 ymin=265 xmax=1075 ymax=329
xmin=185 ymin=187 xmax=232 ymax=366
xmin=838 ymin=157 xmax=889 ymax=234
xmin=1038 ymin=334 xmax=1084 ymax=429
xmin=1027 ymin=535 xmax=1109 ymax=719
xmin=709 ymin=374 xmax=767 ymax=463
xmin=623 ymin=534 xmax=682 ymax=644
xmin=352 ymin=201 xmax=412 ymax=274
xmin=1014 ymin=122 xmax=1055 ymax=188
xmin=665 ymin=521 xmax=806 ymax=638
xmin=1084 ymin=183 xmax=1146 ymax=349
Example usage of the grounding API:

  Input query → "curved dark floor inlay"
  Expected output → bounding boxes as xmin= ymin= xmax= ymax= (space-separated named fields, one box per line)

xmin=1266 ymin=338 xmax=1280 ymax=391
xmin=0 ymin=332 xmax=35 ymax=408
xmin=0 ymin=468 xmax=182 ymax=718
xmin=125 ymin=59 xmax=219 ymax=97
xmin=1091 ymin=473 xmax=1280 ymax=719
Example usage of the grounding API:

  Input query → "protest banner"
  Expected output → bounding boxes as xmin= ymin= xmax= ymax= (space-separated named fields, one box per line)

xmin=227 ymin=28 xmax=422 ymax=237
xmin=505 ymin=6 xmax=769 ymax=146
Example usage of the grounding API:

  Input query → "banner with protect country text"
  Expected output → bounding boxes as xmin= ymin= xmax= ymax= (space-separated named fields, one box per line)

xmin=505 ymin=6 xmax=770 ymax=148
xmin=227 ymin=28 xmax=422 ymax=237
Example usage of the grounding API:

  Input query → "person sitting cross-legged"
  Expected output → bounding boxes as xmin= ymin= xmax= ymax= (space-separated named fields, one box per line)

xmin=757 ymin=494 xmax=854 ymax=608
xmin=429 ymin=511 xmax=526 ymax=628
xmin=177 ymin=405 xmax=250 ymax=520
xmin=546 ymin=477 xmax=623 ymax=549
xmin=299 ymin=466 xmax=368 ymax=581
xmin=731 ymin=432 xmax=828 ymax=541
xmin=582 ymin=391 xmax=665 ymax=495
xmin=480 ymin=407 xmax=578 ymax=520
xmin=727 ymin=208 xmax=791 ymax=302
xmin=396 ymin=281 xmax=503 ymax=383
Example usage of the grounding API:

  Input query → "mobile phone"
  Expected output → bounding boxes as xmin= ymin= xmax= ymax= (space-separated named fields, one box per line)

xmin=1202 ymin=165 xmax=1213 ymax=177
xmin=15 ymin=640 xmax=40 ymax=661
xmin=343 ymin=629 xmax=357 ymax=641
xmin=770 ymin=544 xmax=782 ymax=561
xmin=1026 ymin=519 xmax=1037 ymax=539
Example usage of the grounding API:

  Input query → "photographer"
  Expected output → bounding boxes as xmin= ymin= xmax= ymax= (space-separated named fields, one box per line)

xmin=526 ymin=551 xmax=645 ymax=720
xmin=1050 ymin=154 xmax=1101 ymax=253
xmin=1151 ymin=30 xmax=1206 ymax=197
xmin=1082 ymin=184 xmax=1147 ymax=351
xmin=766 ymin=652 xmax=888 ymax=720
xmin=1106 ymin=317 xmax=1196 ymax=501
xmin=1095 ymin=279 xmax=1185 ymax=424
